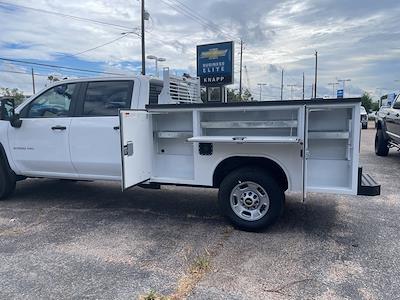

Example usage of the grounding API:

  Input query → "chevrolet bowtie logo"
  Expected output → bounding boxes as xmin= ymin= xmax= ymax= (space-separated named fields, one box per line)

xmin=200 ymin=48 xmax=228 ymax=60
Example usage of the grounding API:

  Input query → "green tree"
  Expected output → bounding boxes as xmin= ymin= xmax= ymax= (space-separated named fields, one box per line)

xmin=0 ymin=87 xmax=25 ymax=105
xmin=242 ymin=88 xmax=253 ymax=101
xmin=361 ymin=92 xmax=373 ymax=112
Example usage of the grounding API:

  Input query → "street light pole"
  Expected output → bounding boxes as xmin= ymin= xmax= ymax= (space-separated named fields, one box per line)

xmin=280 ymin=69 xmax=284 ymax=100
xmin=257 ymin=83 xmax=267 ymax=101
xmin=287 ymin=84 xmax=298 ymax=100
xmin=328 ymin=82 xmax=339 ymax=98
xmin=314 ymin=51 xmax=318 ymax=98
xmin=147 ymin=55 xmax=166 ymax=77
xmin=337 ymin=79 xmax=351 ymax=97
xmin=141 ymin=0 xmax=146 ymax=75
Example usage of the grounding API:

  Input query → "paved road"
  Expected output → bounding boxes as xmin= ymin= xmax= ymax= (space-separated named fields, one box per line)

xmin=0 ymin=123 xmax=399 ymax=299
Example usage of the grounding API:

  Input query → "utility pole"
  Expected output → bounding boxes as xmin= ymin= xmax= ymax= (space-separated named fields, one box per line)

xmin=141 ymin=0 xmax=146 ymax=75
xmin=257 ymin=83 xmax=267 ymax=101
xmin=302 ymin=72 xmax=305 ymax=100
xmin=314 ymin=51 xmax=318 ymax=98
xmin=239 ymin=40 xmax=243 ymax=100
xmin=328 ymin=82 xmax=339 ymax=98
xmin=287 ymin=84 xmax=298 ymax=100
xmin=280 ymin=69 xmax=284 ymax=100
xmin=337 ymin=79 xmax=351 ymax=97
xmin=31 ymin=68 xmax=35 ymax=94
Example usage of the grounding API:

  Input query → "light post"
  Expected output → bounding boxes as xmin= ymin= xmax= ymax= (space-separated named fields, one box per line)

xmin=147 ymin=55 xmax=166 ymax=77
xmin=257 ymin=83 xmax=267 ymax=101
xmin=337 ymin=79 xmax=351 ymax=97
xmin=328 ymin=82 xmax=339 ymax=98
xmin=287 ymin=84 xmax=298 ymax=100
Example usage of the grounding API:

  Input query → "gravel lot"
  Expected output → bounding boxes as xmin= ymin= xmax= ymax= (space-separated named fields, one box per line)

xmin=0 ymin=122 xmax=399 ymax=299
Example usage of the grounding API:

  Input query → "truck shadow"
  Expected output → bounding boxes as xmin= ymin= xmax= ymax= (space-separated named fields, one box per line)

xmin=7 ymin=179 xmax=340 ymax=235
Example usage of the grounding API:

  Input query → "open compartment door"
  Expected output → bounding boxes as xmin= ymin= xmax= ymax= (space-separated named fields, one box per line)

xmin=119 ymin=110 xmax=153 ymax=190
xmin=305 ymin=105 xmax=359 ymax=195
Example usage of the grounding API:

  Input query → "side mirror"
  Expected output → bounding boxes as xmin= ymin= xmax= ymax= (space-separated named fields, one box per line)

xmin=10 ymin=109 xmax=22 ymax=128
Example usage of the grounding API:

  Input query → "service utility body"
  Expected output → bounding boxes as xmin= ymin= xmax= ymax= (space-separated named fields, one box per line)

xmin=0 ymin=69 xmax=380 ymax=231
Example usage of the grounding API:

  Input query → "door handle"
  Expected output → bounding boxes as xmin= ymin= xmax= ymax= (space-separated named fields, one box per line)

xmin=113 ymin=126 xmax=120 ymax=130
xmin=51 ymin=125 xmax=66 ymax=130
xmin=396 ymin=113 xmax=400 ymax=117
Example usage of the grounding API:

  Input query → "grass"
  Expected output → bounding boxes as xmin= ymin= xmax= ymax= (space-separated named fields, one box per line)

xmin=141 ymin=290 xmax=166 ymax=300
xmin=191 ymin=255 xmax=211 ymax=274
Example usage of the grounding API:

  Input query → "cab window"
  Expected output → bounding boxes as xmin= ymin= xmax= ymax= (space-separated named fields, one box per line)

xmin=393 ymin=96 xmax=400 ymax=109
xmin=24 ymin=83 xmax=76 ymax=118
xmin=82 ymin=81 xmax=133 ymax=116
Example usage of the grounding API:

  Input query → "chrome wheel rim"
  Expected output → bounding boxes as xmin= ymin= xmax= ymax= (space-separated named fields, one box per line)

xmin=230 ymin=181 xmax=270 ymax=221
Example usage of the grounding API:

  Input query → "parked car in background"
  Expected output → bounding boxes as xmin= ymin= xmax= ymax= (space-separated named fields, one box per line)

xmin=360 ymin=106 xmax=368 ymax=129
xmin=375 ymin=94 xmax=400 ymax=156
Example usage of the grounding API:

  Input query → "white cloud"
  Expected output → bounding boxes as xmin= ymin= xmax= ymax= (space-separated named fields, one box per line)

xmin=0 ymin=0 xmax=399 ymax=100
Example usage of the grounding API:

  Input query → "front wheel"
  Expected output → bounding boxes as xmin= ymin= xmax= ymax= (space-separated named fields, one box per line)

xmin=218 ymin=167 xmax=284 ymax=231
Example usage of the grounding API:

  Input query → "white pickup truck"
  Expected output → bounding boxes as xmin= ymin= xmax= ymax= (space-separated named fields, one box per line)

xmin=0 ymin=70 xmax=380 ymax=231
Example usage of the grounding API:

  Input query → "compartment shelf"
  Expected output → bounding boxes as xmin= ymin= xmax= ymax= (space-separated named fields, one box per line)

xmin=308 ymin=131 xmax=350 ymax=139
xmin=188 ymin=136 xmax=301 ymax=144
xmin=155 ymin=131 xmax=193 ymax=139
xmin=201 ymin=120 xmax=298 ymax=129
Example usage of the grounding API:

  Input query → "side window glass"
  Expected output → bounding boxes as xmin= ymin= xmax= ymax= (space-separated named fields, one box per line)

xmin=393 ymin=96 xmax=400 ymax=109
xmin=26 ymin=84 xmax=76 ymax=118
xmin=83 ymin=81 xmax=133 ymax=116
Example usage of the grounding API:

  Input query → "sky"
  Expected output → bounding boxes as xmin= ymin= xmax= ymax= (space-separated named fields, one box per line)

xmin=0 ymin=0 xmax=399 ymax=100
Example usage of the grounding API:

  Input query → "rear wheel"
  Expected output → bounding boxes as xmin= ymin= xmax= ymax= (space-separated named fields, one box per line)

xmin=375 ymin=128 xmax=389 ymax=156
xmin=218 ymin=167 xmax=284 ymax=231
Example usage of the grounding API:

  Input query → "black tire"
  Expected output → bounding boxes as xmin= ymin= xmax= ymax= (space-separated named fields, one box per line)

xmin=0 ymin=164 xmax=16 ymax=200
xmin=362 ymin=123 xmax=367 ymax=129
xmin=218 ymin=167 xmax=284 ymax=231
xmin=375 ymin=128 xmax=389 ymax=156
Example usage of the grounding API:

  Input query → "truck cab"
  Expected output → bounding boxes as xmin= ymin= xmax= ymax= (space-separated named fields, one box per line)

xmin=1 ymin=77 xmax=162 ymax=182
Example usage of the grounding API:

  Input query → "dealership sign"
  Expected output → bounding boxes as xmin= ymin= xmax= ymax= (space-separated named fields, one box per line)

xmin=197 ymin=41 xmax=234 ymax=87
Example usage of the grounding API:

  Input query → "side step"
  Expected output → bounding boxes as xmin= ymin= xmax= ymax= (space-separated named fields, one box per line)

xmin=357 ymin=167 xmax=381 ymax=196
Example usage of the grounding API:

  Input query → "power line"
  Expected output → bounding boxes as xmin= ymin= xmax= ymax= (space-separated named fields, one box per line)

xmin=0 ymin=69 xmax=49 ymax=77
xmin=65 ymin=33 xmax=139 ymax=58
xmin=167 ymin=0 xmax=239 ymax=41
xmin=160 ymin=0 xmax=240 ymax=42
xmin=0 ymin=1 xmax=138 ymax=31
xmin=0 ymin=57 xmax=124 ymax=76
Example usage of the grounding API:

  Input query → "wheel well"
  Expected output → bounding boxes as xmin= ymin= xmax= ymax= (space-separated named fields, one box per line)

xmin=213 ymin=156 xmax=289 ymax=191
xmin=0 ymin=143 xmax=15 ymax=178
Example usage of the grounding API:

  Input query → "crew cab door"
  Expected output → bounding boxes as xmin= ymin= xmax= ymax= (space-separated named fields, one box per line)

xmin=119 ymin=110 xmax=153 ymax=190
xmin=69 ymin=80 xmax=134 ymax=180
xmin=387 ymin=96 xmax=400 ymax=142
xmin=8 ymin=83 xmax=78 ymax=177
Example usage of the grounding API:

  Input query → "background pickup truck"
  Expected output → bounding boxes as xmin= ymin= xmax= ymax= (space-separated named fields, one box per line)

xmin=375 ymin=94 xmax=400 ymax=156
